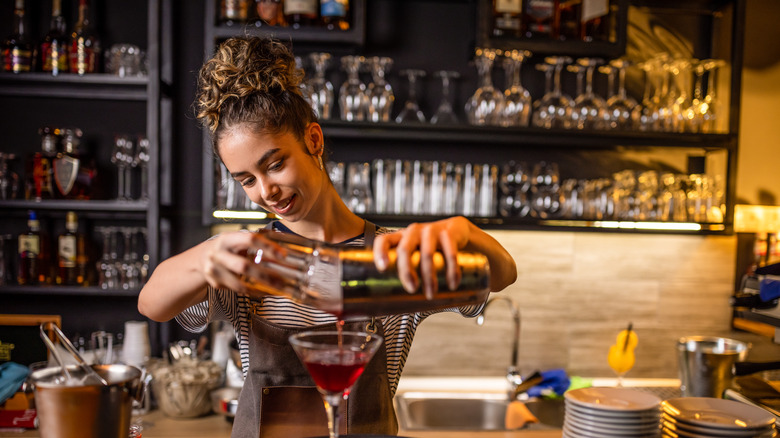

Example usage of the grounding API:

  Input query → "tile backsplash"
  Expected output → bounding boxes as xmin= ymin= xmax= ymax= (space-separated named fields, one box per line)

xmin=402 ymin=230 xmax=738 ymax=379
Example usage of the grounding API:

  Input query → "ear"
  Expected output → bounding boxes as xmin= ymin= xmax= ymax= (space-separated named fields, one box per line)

xmin=303 ymin=122 xmax=324 ymax=156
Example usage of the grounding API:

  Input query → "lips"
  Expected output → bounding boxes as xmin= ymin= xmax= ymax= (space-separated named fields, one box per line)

xmin=271 ymin=194 xmax=295 ymax=215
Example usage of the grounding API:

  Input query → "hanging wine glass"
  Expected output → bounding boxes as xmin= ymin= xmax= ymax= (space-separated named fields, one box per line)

xmin=96 ymin=226 xmax=119 ymax=290
xmin=570 ymin=57 xmax=609 ymax=130
xmin=133 ymin=136 xmax=150 ymax=201
xmin=111 ymin=135 xmax=131 ymax=201
xmin=631 ymin=58 xmax=662 ymax=132
xmin=669 ymin=58 xmax=693 ymax=133
xmin=308 ymin=52 xmax=335 ymax=120
xmin=532 ymin=56 xmax=573 ymax=129
xmin=430 ymin=70 xmax=460 ymax=124
xmin=465 ymin=48 xmax=504 ymax=126
xmin=603 ymin=58 xmax=638 ymax=131
xmin=366 ymin=56 xmax=394 ymax=123
xmin=690 ymin=59 xmax=726 ymax=133
xmin=501 ymin=49 xmax=532 ymax=127
xmin=395 ymin=69 xmax=426 ymax=123
xmin=656 ymin=55 xmax=679 ymax=132
xmin=338 ymin=55 xmax=368 ymax=122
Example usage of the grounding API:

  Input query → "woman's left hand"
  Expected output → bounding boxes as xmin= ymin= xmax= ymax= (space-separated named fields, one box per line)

xmin=373 ymin=217 xmax=473 ymax=299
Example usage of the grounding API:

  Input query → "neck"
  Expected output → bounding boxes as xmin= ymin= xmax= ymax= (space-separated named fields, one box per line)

xmin=279 ymin=182 xmax=366 ymax=244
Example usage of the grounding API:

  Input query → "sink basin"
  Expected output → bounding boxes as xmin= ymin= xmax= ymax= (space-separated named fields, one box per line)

xmin=394 ymin=392 xmax=565 ymax=431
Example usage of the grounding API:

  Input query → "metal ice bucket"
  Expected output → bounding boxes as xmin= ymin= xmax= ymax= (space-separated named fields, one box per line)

xmin=677 ymin=336 xmax=750 ymax=398
xmin=31 ymin=364 xmax=143 ymax=438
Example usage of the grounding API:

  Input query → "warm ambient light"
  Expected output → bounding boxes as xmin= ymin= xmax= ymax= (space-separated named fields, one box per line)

xmin=543 ymin=220 xmax=706 ymax=231
xmin=734 ymin=204 xmax=780 ymax=266
xmin=213 ymin=210 xmax=270 ymax=220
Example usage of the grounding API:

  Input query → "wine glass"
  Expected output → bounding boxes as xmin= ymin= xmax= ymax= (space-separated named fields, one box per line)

xmin=603 ymin=58 xmax=638 ymax=130
xmin=532 ymin=56 xmax=573 ymax=129
xmin=309 ymin=52 xmax=335 ymax=120
xmin=133 ymin=136 xmax=150 ymax=201
xmin=395 ymin=69 xmax=426 ymax=123
xmin=632 ymin=58 xmax=663 ymax=132
xmin=111 ymin=135 xmax=131 ymax=200
xmin=465 ymin=48 xmax=504 ymax=126
xmin=669 ymin=58 xmax=693 ymax=133
xmin=366 ymin=56 xmax=394 ymax=122
xmin=289 ymin=331 xmax=383 ymax=438
xmin=501 ymin=49 xmax=532 ymax=127
xmin=690 ymin=59 xmax=726 ymax=133
xmin=338 ymin=55 xmax=368 ymax=121
xmin=430 ymin=70 xmax=460 ymax=124
xmin=570 ymin=57 xmax=609 ymax=130
xmin=96 ymin=226 xmax=119 ymax=290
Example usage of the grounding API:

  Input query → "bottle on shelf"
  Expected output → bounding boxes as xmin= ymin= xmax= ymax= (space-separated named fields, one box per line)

xmin=556 ymin=0 xmax=582 ymax=40
xmin=320 ymin=0 xmax=349 ymax=31
xmin=27 ymin=127 xmax=59 ymax=201
xmin=284 ymin=0 xmax=318 ymax=29
xmin=240 ymin=230 xmax=490 ymax=319
xmin=491 ymin=0 xmax=523 ymax=38
xmin=580 ymin=0 xmax=610 ymax=42
xmin=40 ymin=0 xmax=69 ymax=75
xmin=2 ymin=0 xmax=34 ymax=74
xmin=70 ymin=0 xmax=102 ymax=75
xmin=523 ymin=0 xmax=556 ymax=39
xmin=255 ymin=0 xmax=286 ymax=26
xmin=17 ymin=210 xmax=50 ymax=285
xmin=220 ymin=0 xmax=251 ymax=26
xmin=54 ymin=128 xmax=95 ymax=200
xmin=57 ymin=211 xmax=89 ymax=286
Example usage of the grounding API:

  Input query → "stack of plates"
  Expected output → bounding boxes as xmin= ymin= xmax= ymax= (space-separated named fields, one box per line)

xmin=661 ymin=397 xmax=777 ymax=438
xmin=563 ymin=387 xmax=662 ymax=438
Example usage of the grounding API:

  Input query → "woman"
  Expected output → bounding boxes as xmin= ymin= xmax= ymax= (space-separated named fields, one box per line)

xmin=138 ymin=36 xmax=517 ymax=437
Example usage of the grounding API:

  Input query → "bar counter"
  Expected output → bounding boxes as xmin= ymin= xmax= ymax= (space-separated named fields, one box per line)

xmin=0 ymin=409 xmax=563 ymax=438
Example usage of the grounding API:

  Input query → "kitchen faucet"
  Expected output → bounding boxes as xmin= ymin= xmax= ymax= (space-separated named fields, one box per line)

xmin=477 ymin=296 xmax=540 ymax=400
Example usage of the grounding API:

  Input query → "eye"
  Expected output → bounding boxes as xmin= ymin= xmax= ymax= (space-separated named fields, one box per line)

xmin=268 ymin=157 xmax=285 ymax=171
xmin=238 ymin=176 xmax=255 ymax=187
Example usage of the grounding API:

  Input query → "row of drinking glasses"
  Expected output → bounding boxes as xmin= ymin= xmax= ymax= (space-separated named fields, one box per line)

xmin=299 ymin=53 xmax=461 ymax=124
xmin=95 ymin=226 xmax=149 ymax=290
xmin=111 ymin=134 xmax=150 ymax=201
xmin=470 ymin=49 xmax=726 ymax=133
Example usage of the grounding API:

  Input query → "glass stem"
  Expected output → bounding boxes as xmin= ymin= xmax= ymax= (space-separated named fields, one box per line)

xmin=323 ymin=394 xmax=341 ymax=438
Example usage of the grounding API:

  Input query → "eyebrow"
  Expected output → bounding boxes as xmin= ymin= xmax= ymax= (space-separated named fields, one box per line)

xmin=230 ymin=148 xmax=281 ymax=178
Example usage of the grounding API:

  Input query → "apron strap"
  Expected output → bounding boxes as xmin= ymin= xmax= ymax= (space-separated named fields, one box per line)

xmin=363 ymin=220 xmax=377 ymax=247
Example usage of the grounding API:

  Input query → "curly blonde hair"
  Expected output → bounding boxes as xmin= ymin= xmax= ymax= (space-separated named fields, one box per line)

xmin=196 ymin=37 xmax=316 ymax=154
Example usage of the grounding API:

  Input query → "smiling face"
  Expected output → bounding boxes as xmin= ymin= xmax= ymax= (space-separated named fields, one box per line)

xmin=218 ymin=123 xmax=326 ymax=222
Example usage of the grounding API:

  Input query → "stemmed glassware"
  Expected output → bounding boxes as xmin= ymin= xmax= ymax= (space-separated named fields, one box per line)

xmin=570 ymin=57 xmax=609 ymax=130
xmin=395 ymin=69 xmax=426 ymax=123
xmin=430 ymin=70 xmax=460 ymax=124
xmin=119 ymin=226 xmax=141 ymax=290
xmin=532 ymin=56 xmax=573 ymax=129
xmin=289 ymin=331 xmax=383 ymax=438
xmin=669 ymin=58 xmax=693 ymax=133
xmin=338 ymin=56 xmax=368 ymax=122
xmin=111 ymin=135 xmax=135 ymax=200
xmin=465 ymin=48 xmax=504 ymax=126
xmin=689 ymin=59 xmax=726 ymax=133
xmin=309 ymin=53 xmax=335 ymax=120
xmin=632 ymin=58 xmax=663 ymax=131
xmin=366 ymin=56 xmax=394 ymax=122
xmin=96 ymin=226 xmax=119 ymax=290
xmin=603 ymin=58 xmax=638 ymax=130
xmin=133 ymin=136 xmax=150 ymax=201
xmin=501 ymin=50 xmax=532 ymax=127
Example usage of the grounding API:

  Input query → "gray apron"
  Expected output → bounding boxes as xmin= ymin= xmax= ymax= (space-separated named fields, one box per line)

xmin=231 ymin=221 xmax=398 ymax=438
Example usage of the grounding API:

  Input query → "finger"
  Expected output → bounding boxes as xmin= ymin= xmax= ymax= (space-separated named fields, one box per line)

xmin=373 ymin=232 xmax=401 ymax=272
xmin=395 ymin=224 xmax=422 ymax=293
xmin=438 ymin=229 xmax=462 ymax=291
xmin=419 ymin=225 xmax=439 ymax=299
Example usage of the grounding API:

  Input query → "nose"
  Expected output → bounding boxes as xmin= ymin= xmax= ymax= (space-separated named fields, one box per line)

xmin=246 ymin=176 xmax=278 ymax=204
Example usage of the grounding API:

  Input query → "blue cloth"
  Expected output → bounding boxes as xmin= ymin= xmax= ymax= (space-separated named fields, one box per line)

xmin=760 ymin=277 xmax=780 ymax=302
xmin=0 ymin=362 xmax=29 ymax=405
xmin=527 ymin=368 xmax=570 ymax=398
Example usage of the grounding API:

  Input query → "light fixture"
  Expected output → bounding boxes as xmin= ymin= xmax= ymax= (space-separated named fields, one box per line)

xmin=734 ymin=204 xmax=780 ymax=267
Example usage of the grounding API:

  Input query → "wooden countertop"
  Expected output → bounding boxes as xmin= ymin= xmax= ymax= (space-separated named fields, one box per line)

xmin=0 ymin=410 xmax=562 ymax=438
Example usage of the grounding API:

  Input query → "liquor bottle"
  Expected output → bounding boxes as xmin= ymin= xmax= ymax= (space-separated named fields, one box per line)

xmin=255 ymin=0 xmax=286 ymax=26
xmin=240 ymin=230 xmax=490 ymax=319
xmin=2 ymin=0 xmax=34 ymax=73
xmin=580 ymin=0 xmax=609 ymax=42
xmin=523 ymin=0 xmax=556 ymax=39
xmin=28 ymin=127 xmax=59 ymax=201
xmin=320 ymin=0 xmax=349 ymax=31
xmin=70 ymin=0 xmax=101 ymax=75
xmin=18 ymin=210 xmax=49 ymax=285
xmin=491 ymin=0 xmax=523 ymax=38
xmin=40 ymin=0 xmax=69 ymax=75
xmin=220 ymin=0 xmax=251 ymax=26
xmin=55 ymin=128 xmax=95 ymax=200
xmin=284 ymin=0 xmax=318 ymax=29
xmin=556 ymin=0 xmax=582 ymax=40
xmin=57 ymin=211 xmax=88 ymax=286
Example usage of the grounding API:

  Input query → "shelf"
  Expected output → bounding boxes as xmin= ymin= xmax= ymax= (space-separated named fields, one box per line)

xmin=213 ymin=24 xmax=365 ymax=45
xmin=0 ymin=285 xmax=140 ymax=297
xmin=0 ymin=199 xmax=150 ymax=213
xmin=318 ymin=120 xmax=737 ymax=149
xmin=0 ymin=73 xmax=150 ymax=101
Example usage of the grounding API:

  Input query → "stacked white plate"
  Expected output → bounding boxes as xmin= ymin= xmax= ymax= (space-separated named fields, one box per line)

xmin=563 ymin=387 xmax=662 ymax=438
xmin=661 ymin=397 xmax=777 ymax=438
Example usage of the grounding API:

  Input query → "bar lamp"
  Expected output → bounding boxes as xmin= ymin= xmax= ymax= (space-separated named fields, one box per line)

xmin=734 ymin=204 xmax=780 ymax=267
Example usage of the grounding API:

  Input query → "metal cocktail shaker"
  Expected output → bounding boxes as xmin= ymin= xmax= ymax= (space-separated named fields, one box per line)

xmin=241 ymin=230 xmax=491 ymax=318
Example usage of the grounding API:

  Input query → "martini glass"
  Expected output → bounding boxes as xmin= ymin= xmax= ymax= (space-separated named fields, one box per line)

xmin=289 ymin=331 xmax=383 ymax=438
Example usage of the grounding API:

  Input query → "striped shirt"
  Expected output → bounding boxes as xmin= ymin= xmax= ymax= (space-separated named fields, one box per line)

xmin=175 ymin=225 xmax=484 ymax=395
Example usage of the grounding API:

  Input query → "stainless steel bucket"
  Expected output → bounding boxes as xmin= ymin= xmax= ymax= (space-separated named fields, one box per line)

xmin=31 ymin=364 xmax=143 ymax=438
xmin=677 ymin=336 xmax=750 ymax=398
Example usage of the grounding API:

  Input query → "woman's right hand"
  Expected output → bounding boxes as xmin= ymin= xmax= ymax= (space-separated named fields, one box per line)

xmin=201 ymin=231 xmax=285 ymax=293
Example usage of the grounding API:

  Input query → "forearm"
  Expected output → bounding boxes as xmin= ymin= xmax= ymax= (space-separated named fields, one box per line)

xmin=463 ymin=221 xmax=517 ymax=292
xmin=138 ymin=240 xmax=213 ymax=322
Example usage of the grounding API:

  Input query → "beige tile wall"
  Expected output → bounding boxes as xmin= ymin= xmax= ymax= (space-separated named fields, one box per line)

xmin=402 ymin=230 xmax=738 ymax=379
